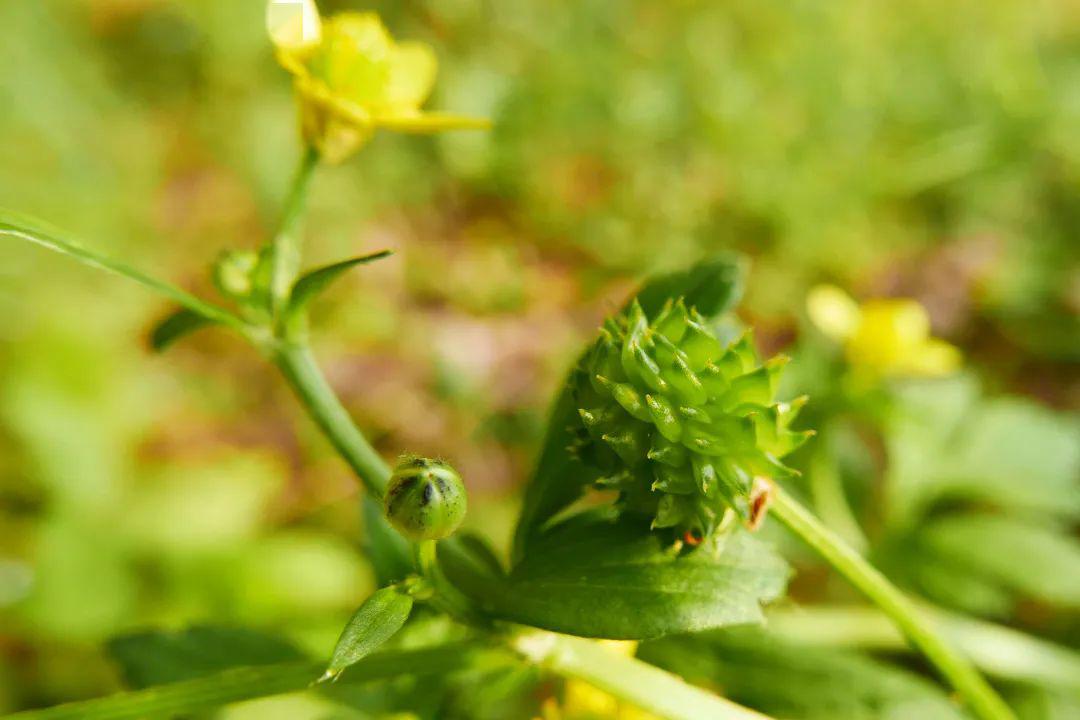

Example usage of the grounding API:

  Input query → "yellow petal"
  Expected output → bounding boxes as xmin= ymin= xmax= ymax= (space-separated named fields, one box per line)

xmin=385 ymin=41 xmax=437 ymax=111
xmin=375 ymin=111 xmax=492 ymax=133
xmin=906 ymin=338 xmax=962 ymax=376
xmin=315 ymin=13 xmax=394 ymax=105
xmin=847 ymin=299 xmax=933 ymax=374
xmin=806 ymin=284 xmax=861 ymax=340
xmin=266 ymin=0 xmax=322 ymax=52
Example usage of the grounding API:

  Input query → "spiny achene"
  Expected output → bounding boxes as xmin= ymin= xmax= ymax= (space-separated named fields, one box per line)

xmin=570 ymin=298 xmax=813 ymax=542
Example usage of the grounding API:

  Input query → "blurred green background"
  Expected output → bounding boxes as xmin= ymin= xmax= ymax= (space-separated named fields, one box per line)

xmin=0 ymin=0 xmax=1077 ymax=717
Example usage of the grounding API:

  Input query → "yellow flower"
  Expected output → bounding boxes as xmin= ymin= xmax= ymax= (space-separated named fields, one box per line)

xmin=807 ymin=284 xmax=961 ymax=377
xmin=267 ymin=1 xmax=489 ymax=163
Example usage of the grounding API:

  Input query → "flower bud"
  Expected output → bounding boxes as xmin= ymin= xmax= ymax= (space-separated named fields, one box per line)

xmin=212 ymin=250 xmax=259 ymax=302
xmin=384 ymin=457 xmax=467 ymax=541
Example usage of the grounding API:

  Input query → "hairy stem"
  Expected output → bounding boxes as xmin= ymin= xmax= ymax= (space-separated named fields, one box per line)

xmin=4 ymin=643 xmax=479 ymax=720
xmin=272 ymin=342 xmax=391 ymax=498
xmin=513 ymin=631 xmax=773 ymax=720
xmin=769 ymin=486 xmax=1016 ymax=720
xmin=269 ymin=146 xmax=320 ymax=319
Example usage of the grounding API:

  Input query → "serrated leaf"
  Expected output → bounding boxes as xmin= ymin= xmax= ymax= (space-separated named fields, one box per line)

xmin=640 ymin=629 xmax=966 ymax=720
xmin=149 ymin=308 xmax=217 ymax=352
xmin=456 ymin=513 xmax=788 ymax=639
xmin=511 ymin=255 xmax=748 ymax=562
xmin=286 ymin=251 xmax=391 ymax=321
xmin=107 ymin=626 xmax=305 ymax=689
xmin=0 ymin=211 xmax=243 ymax=330
xmin=323 ymin=586 xmax=414 ymax=682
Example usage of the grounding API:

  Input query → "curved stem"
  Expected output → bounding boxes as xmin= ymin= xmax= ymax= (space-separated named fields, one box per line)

xmin=769 ymin=486 xmax=1016 ymax=720
xmin=269 ymin=146 xmax=320 ymax=320
xmin=272 ymin=342 xmax=391 ymax=498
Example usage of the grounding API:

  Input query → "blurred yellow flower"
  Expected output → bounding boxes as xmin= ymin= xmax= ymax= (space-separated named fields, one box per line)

xmin=536 ymin=642 xmax=660 ymax=720
xmin=807 ymin=284 xmax=961 ymax=377
xmin=267 ymin=1 xmax=489 ymax=163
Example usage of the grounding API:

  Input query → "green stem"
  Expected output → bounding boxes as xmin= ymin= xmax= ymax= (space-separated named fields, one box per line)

xmin=269 ymin=146 xmax=320 ymax=320
xmin=769 ymin=487 xmax=1016 ymax=720
xmin=808 ymin=429 xmax=868 ymax=552
xmin=2 ymin=643 xmax=479 ymax=720
xmin=513 ymin=631 xmax=773 ymax=720
xmin=272 ymin=342 xmax=391 ymax=498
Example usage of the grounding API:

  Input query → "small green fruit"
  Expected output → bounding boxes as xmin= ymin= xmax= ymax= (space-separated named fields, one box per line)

xmin=384 ymin=458 xmax=467 ymax=541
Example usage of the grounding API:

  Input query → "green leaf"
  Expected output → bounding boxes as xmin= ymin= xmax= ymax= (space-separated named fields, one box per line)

xmin=323 ymin=586 xmax=414 ymax=682
xmin=286 ymin=251 xmax=392 ymax=320
xmin=885 ymin=375 xmax=1080 ymax=526
xmin=640 ymin=629 xmax=967 ymax=720
xmin=511 ymin=255 xmax=747 ymax=562
xmin=149 ymin=308 xmax=217 ymax=352
xmin=5 ymin=643 xmax=480 ymax=720
xmin=455 ymin=513 xmax=788 ymax=639
xmin=917 ymin=513 xmax=1080 ymax=609
xmin=0 ymin=211 xmax=244 ymax=330
xmin=633 ymin=253 xmax=748 ymax=319
xmin=107 ymin=626 xmax=305 ymax=689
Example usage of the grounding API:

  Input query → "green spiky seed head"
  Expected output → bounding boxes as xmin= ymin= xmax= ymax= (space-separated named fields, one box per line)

xmin=384 ymin=457 xmax=467 ymax=541
xmin=571 ymin=299 xmax=812 ymax=541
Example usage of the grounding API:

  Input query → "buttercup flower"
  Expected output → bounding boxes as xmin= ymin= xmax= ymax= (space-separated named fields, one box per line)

xmin=267 ymin=0 xmax=489 ymax=163
xmin=807 ymin=284 xmax=961 ymax=377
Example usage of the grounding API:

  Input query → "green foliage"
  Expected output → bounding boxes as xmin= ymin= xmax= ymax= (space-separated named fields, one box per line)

xmin=448 ymin=511 xmax=788 ymax=639
xmin=323 ymin=586 xmax=414 ymax=682
xmin=107 ymin=626 xmax=304 ymax=688
xmin=641 ymin=629 xmax=967 ymax=720
xmin=149 ymin=308 xmax=217 ymax=351
xmin=285 ymin=250 xmax=392 ymax=334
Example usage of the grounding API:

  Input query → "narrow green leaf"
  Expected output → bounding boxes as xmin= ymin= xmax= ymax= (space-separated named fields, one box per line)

xmin=0 ymin=211 xmax=244 ymax=330
xmin=107 ymin=626 xmax=304 ymax=689
xmin=641 ymin=629 xmax=967 ymax=720
xmin=323 ymin=586 xmax=414 ymax=682
xmin=456 ymin=513 xmax=788 ymax=639
xmin=149 ymin=308 xmax=217 ymax=352
xmin=4 ymin=643 xmax=480 ymax=720
xmin=511 ymin=255 xmax=748 ymax=562
xmin=286 ymin=251 xmax=392 ymax=319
